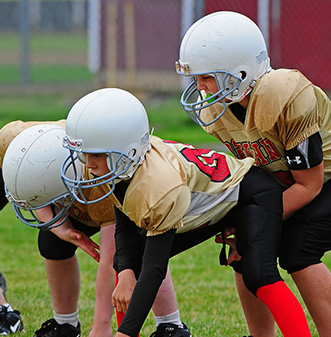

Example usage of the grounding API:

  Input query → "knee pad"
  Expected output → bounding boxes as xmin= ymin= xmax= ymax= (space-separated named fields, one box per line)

xmin=241 ymin=244 xmax=266 ymax=294
xmin=38 ymin=230 xmax=77 ymax=260
xmin=235 ymin=205 xmax=283 ymax=295
xmin=241 ymin=244 xmax=283 ymax=295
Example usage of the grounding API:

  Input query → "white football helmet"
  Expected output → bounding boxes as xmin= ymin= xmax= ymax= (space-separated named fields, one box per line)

xmin=176 ymin=11 xmax=271 ymax=126
xmin=2 ymin=124 xmax=80 ymax=229
xmin=61 ymin=88 xmax=151 ymax=204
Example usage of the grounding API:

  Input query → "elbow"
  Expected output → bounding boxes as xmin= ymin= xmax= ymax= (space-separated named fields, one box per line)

xmin=312 ymin=183 xmax=323 ymax=199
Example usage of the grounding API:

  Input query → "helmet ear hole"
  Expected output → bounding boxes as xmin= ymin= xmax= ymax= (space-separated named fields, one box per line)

xmin=128 ymin=149 xmax=136 ymax=158
xmin=239 ymin=71 xmax=247 ymax=80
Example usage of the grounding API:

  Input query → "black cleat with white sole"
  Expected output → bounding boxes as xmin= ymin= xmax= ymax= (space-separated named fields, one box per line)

xmin=33 ymin=319 xmax=80 ymax=337
xmin=0 ymin=306 xmax=24 ymax=335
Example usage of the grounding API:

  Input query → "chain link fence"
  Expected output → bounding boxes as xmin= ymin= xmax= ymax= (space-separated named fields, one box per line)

xmin=0 ymin=0 xmax=330 ymax=97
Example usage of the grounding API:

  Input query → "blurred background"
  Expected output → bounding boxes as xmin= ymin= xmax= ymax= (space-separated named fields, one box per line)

xmin=0 ymin=0 xmax=330 ymax=119
xmin=0 ymin=3 xmax=330 ymax=335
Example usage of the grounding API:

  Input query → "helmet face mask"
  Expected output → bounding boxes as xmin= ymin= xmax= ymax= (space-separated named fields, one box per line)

xmin=176 ymin=11 xmax=271 ymax=126
xmin=5 ymin=188 xmax=74 ymax=230
xmin=61 ymin=147 xmax=134 ymax=204
xmin=2 ymin=124 xmax=78 ymax=229
xmin=61 ymin=88 xmax=151 ymax=205
xmin=177 ymin=70 xmax=242 ymax=126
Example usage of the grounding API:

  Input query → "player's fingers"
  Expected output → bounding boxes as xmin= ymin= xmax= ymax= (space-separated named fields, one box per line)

xmin=224 ymin=227 xmax=236 ymax=236
xmin=115 ymin=301 xmax=123 ymax=313
xmin=86 ymin=246 xmax=100 ymax=262
xmin=91 ymin=241 xmax=100 ymax=250
xmin=227 ymin=251 xmax=241 ymax=264
xmin=214 ymin=234 xmax=223 ymax=243
xmin=79 ymin=244 xmax=100 ymax=262
xmin=115 ymin=299 xmax=127 ymax=313
xmin=225 ymin=237 xmax=237 ymax=249
xmin=123 ymin=300 xmax=129 ymax=313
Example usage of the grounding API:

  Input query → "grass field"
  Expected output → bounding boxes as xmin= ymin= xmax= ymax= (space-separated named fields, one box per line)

xmin=0 ymin=92 xmax=329 ymax=336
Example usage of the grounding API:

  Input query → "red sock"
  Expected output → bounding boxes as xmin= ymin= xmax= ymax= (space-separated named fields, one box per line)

xmin=115 ymin=309 xmax=126 ymax=330
xmin=115 ymin=271 xmax=140 ymax=336
xmin=256 ymin=281 xmax=311 ymax=337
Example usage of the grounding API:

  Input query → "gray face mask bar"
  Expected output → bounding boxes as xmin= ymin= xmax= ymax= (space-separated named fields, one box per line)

xmin=5 ymin=185 xmax=74 ymax=230
xmin=61 ymin=150 xmax=133 ymax=205
xmin=180 ymin=71 xmax=241 ymax=127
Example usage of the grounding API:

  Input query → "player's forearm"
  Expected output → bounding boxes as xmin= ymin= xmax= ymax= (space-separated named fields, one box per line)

xmin=283 ymin=164 xmax=324 ymax=219
xmin=282 ymin=182 xmax=321 ymax=219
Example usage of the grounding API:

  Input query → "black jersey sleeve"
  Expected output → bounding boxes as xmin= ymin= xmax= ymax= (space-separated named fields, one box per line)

xmin=117 ymin=228 xmax=176 ymax=337
xmin=285 ymin=132 xmax=323 ymax=170
xmin=113 ymin=205 xmax=146 ymax=277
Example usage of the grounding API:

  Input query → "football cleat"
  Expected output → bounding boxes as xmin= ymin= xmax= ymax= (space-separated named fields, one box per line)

xmin=150 ymin=322 xmax=191 ymax=337
xmin=0 ymin=306 xmax=24 ymax=335
xmin=33 ymin=318 xmax=80 ymax=337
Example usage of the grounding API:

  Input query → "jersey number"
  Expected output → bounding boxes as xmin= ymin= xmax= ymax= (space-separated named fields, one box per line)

xmin=180 ymin=147 xmax=230 ymax=182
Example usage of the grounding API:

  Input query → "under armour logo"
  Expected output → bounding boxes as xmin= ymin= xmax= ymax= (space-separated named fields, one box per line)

xmin=286 ymin=156 xmax=302 ymax=165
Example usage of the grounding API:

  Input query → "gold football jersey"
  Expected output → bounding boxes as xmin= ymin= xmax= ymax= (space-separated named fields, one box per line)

xmin=105 ymin=136 xmax=254 ymax=236
xmin=201 ymin=69 xmax=331 ymax=187
xmin=68 ymin=185 xmax=116 ymax=227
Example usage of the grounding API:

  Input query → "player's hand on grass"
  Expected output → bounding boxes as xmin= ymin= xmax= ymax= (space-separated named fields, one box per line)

xmin=215 ymin=227 xmax=241 ymax=264
xmin=112 ymin=269 xmax=136 ymax=313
